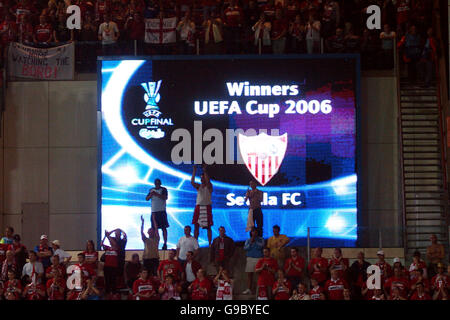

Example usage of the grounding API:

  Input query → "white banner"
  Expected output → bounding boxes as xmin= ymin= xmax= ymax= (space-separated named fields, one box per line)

xmin=145 ymin=17 xmax=177 ymax=44
xmin=8 ymin=42 xmax=75 ymax=80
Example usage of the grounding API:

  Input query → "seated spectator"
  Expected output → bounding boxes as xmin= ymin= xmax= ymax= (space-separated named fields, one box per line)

xmin=124 ymin=253 xmax=142 ymax=289
xmin=34 ymin=14 xmax=53 ymax=45
xmin=8 ymin=235 xmax=27 ymax=274
xmin=426 ymin=234 xmax=445 ymax=279
xmin=132 ymin=269 xmax=159 ymax=300
xmin=0 ymin=227 xmax=14 ymax=244
xmin=308 ymin=247 xmax=328 ymax=287
xmin=4 ymin=269 xmax=22 ymax=300
xmin=271 ymin=8 xmax=287 ymax=54
xmin=188 ymin=268 xmax=212 ymax=300
xmin=214 ymin=266 xmax=233 ymax=300
xmin=392 ymin=257 xmax=409 ymax=278
xmin=51 ymin=240 xmax=72 ymax=266
xmin=35 ymin=235 xmax=53 ymax=271
xmin=409 ymin=250 xmax=427 ymax=279
xmin=267 ymin=225 xmax=289 ymax=269
xmin=210 ymin=226 xmax=235 ymax=274
xmin=410 ymin=282 xmax=431 ymax=300
xmin=177 ymin=10 xmax=195 ymax=54
xmin=141 ymin=215 xmax=160 ymax=277
xmin=305 ymin=13 xmax=320 ymax=54
xmin=384 ymin=266 xmax=409 ymax=299
xmin=22 ymin=276 xmax=46 ymax=300
xmin=284 ymin=247 xmax=304 ymax=290
xmin=53 ymin=12 xmax=73 ymax=43
xmin=74 ymin=252 xmax=97 ymax=279
xmin=203 ymin=8 xmax=224 ymax=54
xmin=290 ymin=282 xmax=310 ymax=300
xmin=409 ymin=267 xmax=430 ymax=296
xmin=67 ymin=272 xmax=87 ymax=300
xmin=272 ymin=269 xmax=291 ymax=300
xmin=80 ymin=278 xmax=102 ymax=300
xmin=1 ymin=250 xmax=17 ymax=281
xmin=176 ymin=226 xmax=198 ymax=266
xmin=252 ymin=13 xmax=271 ymax=53
xmin=83 ymin=240 xmax=98 ymax=276
xmin=22 ymin=251 xmax=44 ymax=284
xmin=431 ymin=263 xmax=448 ymax=300
xmin=242 ymin=227 xmax=264 ymax=295
xmin=361 ymin=278 xmax=375 ymax=300
xmin=324 ymin=269 xmax=348 ymax=300
xmin=46 ymin=268 xmax=66 ymax=300
xmin=309 ymin=277 xmax=325 ymax=300
xmin=375 ymin=250 xmax=392 ymax=283
xmin=255 ymin=247 xmax=277 ymax=300
xmin=325 ymin=27 xmax=345 ymax=53
xmin=45 ymin=255 xmax=65 ymax=280
xmin=343 ymin=288 xmax=351 ymax=300
xmin=349 ymin=251 xmax=370 ymax=300
xmin=159 ymin=273 xmax=182 ymax=300
xmin=369 ymin=288 xmax=385 ymax=300
xmin=328 ymin=247 xmax=349 ymax=280
xmin=158 ymin=249 xmax=183 ymax=283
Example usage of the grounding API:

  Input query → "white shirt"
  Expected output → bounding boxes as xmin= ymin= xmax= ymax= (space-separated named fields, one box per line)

xmin=177 ymin=236 xmax=199 ymax=260
xmin=53 ymin=248 xmax=71 ymax=262
xmin=185 ymin=262 xmax=196 ymax=282
xmin=150 ymin=187 xmax=167 ymax=212
xmin=22 ymin=261 xmax=44 ymax=279
xmin=196 ymin=185 xmax=212 ymax=205
xmin=98 ymin=21 xmax=119 ymax=44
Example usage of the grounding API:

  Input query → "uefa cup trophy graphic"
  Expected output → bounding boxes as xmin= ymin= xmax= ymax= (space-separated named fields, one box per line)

xmin=141 ymin=80 xmax=162 ymax=110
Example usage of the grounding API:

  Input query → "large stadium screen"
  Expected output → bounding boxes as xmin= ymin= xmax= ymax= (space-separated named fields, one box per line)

xmin=99 ymin=56 xmax=359 ymax=249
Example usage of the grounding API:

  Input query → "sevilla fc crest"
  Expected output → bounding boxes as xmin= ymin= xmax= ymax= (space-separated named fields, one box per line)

xmin=238 ymin=133 xmax=288 ymax=186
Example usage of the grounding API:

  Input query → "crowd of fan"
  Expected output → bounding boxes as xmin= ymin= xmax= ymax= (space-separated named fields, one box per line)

xmin=0 ymin=0 xmax=438 ymax=71
xmin=0 ymin=224 xmax=448 ymax=300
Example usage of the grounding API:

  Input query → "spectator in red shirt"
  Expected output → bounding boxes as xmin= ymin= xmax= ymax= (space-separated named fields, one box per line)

xmin=101 ymin=230 xmax=120 ymax=297
xmin=34 ymin=14 xmax=53 ymax=44
xmin=22 ymin=276 xmax=46 ymax=300
xmin=0 ymin=14 xmax=17 ymax=48
xmin=308 ymin=247 xmax=328 ymax=286
xmin=255 ymin=247 xmax=278 ymax=300
xmin=125 ymin=11 xmax=145 ymax=41
xmin=8 ymin=234 xmax=27 ymax=278
xmin=384 ymin=266 xmax=409 ymax=299
xmin=328 ymin=247 xmax=349 ymax=280
xmin=271 ymin=8 xmax=287 ymax=53
xmin=4 ymin=269 xmax=22 ymax=300
xmin=83 ymin=240 xmax=98 ymax=275
xmin=410 ymin=281 xmax=431 ymax=300
xmin=324 ymin=269 xmax=348 ymax=300
xmin=74 ymin=252 xmax=97 ymax=279
xmin=409 ymin=267 xmax=430 ymax=297
xmin=431 ymin=263 xmax=449 ymax=300
xmin=272 ymin=269 xmax=291 ymax=300
xmin=124 ymin=253 xmax=143 ymax=289
xmin=157 ymin=249 xmax=183 ymax=282
xmin=46 ymin=268 xmax=66 ymax=300
xmin=223 ymin=0 xmax=243 ymax=53
xmin=309 ymin=277 xmax=325 ymax=300
xmin=17 ymin=13 xmax=34 ymax=44
xmin=159 ymin=273 xmax=182 ymax=300
xmin=284 ymin=247 xmax=304 ymax=290
xmin=395 ymin=0 xmax=410 ymax=35
xmin=132 ymin=268 xmax=159 ymax=300
xmin=375 ymin=250 xmax=392 ymax=283
xmin=188 ymin=268 xmax=212 ymax=300
xmin=409 ymin=250 xmax=428 ymax=279
xmin=45 ymin=255 xmax=65 ymax=280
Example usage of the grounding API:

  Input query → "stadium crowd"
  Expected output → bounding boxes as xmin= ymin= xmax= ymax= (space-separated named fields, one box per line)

xmin=0 ymin=0 xmax=438 ymax=71
xmin=0 ymin=224 xmax=448 ymax=300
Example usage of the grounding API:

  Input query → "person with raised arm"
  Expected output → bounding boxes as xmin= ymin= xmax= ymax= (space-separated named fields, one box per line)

xmin=101 ymin=230 xmax=120 ymax=298
xmin=141 ymin=215 xmax=160 ymax=277
xmin=191 ymin=164 xmax=214 ymax=246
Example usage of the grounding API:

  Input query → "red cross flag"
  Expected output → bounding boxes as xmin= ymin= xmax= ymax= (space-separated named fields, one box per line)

xmin=145 ymin=17 xmax=177 ymax=44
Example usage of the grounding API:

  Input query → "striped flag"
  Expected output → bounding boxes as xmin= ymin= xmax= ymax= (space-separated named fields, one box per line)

xmin=238 ymin=133 xmax=288 ymax=186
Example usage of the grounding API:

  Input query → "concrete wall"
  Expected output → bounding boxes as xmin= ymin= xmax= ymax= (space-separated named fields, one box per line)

xmin=0 ymin=76 xmax=400 ymax=249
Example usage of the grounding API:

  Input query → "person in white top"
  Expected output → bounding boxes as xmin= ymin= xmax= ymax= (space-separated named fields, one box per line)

xmin=51 ymin=240 xmax=72 ymax=265
xmin=176 ymin=226 xmax=199 ymax=265
xmin=191 ymin=164 xmax=213 ymax=246
xmin=98 ymin=13 xmax=120 ymax=55
xmin=146 ymin=178 xmax=169 ymax=250
xmin=305 ymin=13 xmax=321 ymax=54
xmin=22 ymin=251 xmax=44 ymax=284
